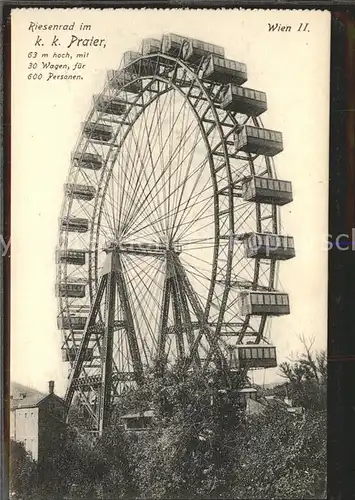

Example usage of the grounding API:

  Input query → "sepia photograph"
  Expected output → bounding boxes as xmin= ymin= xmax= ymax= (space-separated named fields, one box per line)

xmin=10 ymin=8 xmax=329 ymax=499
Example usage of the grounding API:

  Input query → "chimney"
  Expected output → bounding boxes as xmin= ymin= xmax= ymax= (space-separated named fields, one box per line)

xmin=48 ymin=380 xmax=55 ymax=395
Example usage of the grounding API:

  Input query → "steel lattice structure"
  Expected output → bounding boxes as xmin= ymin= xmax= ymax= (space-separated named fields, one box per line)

xmin=56 ymin=34 xmax=295 ymax=435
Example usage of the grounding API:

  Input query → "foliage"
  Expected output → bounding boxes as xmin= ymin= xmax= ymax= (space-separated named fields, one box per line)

xmin=11 ymin=348 xmax=326 ymax=499
xmin=232 ymin=408 xmax=326 ymax=499
xmin=279 ymin=340 xmax=327 ymax=410
xmin=112 ymin=368 xmax=246 ymax=499
xmin=9 ymin=440 xmax=38 ymax=498
xmin=10 ymin=429 xmax=105 ymax=500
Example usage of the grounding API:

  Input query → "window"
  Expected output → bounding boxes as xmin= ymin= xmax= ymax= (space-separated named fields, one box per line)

xmin=264 ymin=294 xmax=271 ymax=305
xmin=276 ymin=294 xmax=283 ymax=305
xmin=255 ymin=177 xmax=261 ymax=188
xmin=264 ymin=348 xmax=270 ymax=358
xmin=281 ymin=295 xmax=289 ymax=305
xmin=287 ymin=237 xmax=294 ymax=248
xmin=247 ymin=127 xmax=255 ymax=137
xmin=251 ymin=293 xmax=258 ymax=305
xmin=270 ymin=294 xmax=276 ymax=305
xmin=251 ymin=349 xmax=258 ymax=359
xmin=261 ymin=178 xmax=268 ymax=189
xmin=271 ymin=348 xmax=276 ymax=359
xmin=257 ymin=348 xmax=263 ymax=358
xmin=245 ymin=348 xmax=251 ymax=359
xmin=256 ymin=294 xmax=264 ymax=305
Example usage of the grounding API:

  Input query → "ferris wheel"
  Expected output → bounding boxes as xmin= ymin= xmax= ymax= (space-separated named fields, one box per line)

xmin=56 ymin=34 xmax=295 ymax=434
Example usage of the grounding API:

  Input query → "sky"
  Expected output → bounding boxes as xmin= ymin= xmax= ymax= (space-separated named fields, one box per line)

xmin=11 ymin=8 xmax=330 ymax=396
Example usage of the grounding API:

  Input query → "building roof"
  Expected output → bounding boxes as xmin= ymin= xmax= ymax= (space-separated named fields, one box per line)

xmin=10 ymin=382 xmax=46 ymax=410
xmin=10 ymin=381 xmax=65 ymax=410
xmin=264 ymin=396 xmax=289 ymax=410
xmin=239 ymin=387 xmax=257 ymax=393
xmin=121 ymin=410 xmax=155 ymax=419
xmin=287 ymin=406 xmax=304 ymax=415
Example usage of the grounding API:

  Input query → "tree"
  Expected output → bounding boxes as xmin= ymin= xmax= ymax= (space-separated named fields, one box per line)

xmin=231 ymin=406 xmax=326 ymax=499
xmin=109 ymin=367 xmax=246 ymax=499
xmin=10 ymin=346 xmax=326 ymax=500
xmin=38 ymin=426 xmax=102 ymax=499
xmin=10 ymin=440 xmax=38 ymax=499
xmin=230 ymin=341 xmax=327 ymax=499
xmin=279 ymin=338 xmax=327 ymax=411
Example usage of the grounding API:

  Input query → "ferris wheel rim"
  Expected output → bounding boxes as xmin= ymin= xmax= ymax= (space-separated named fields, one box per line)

xmin=57 ymin=46 xmax=279 ymax=372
